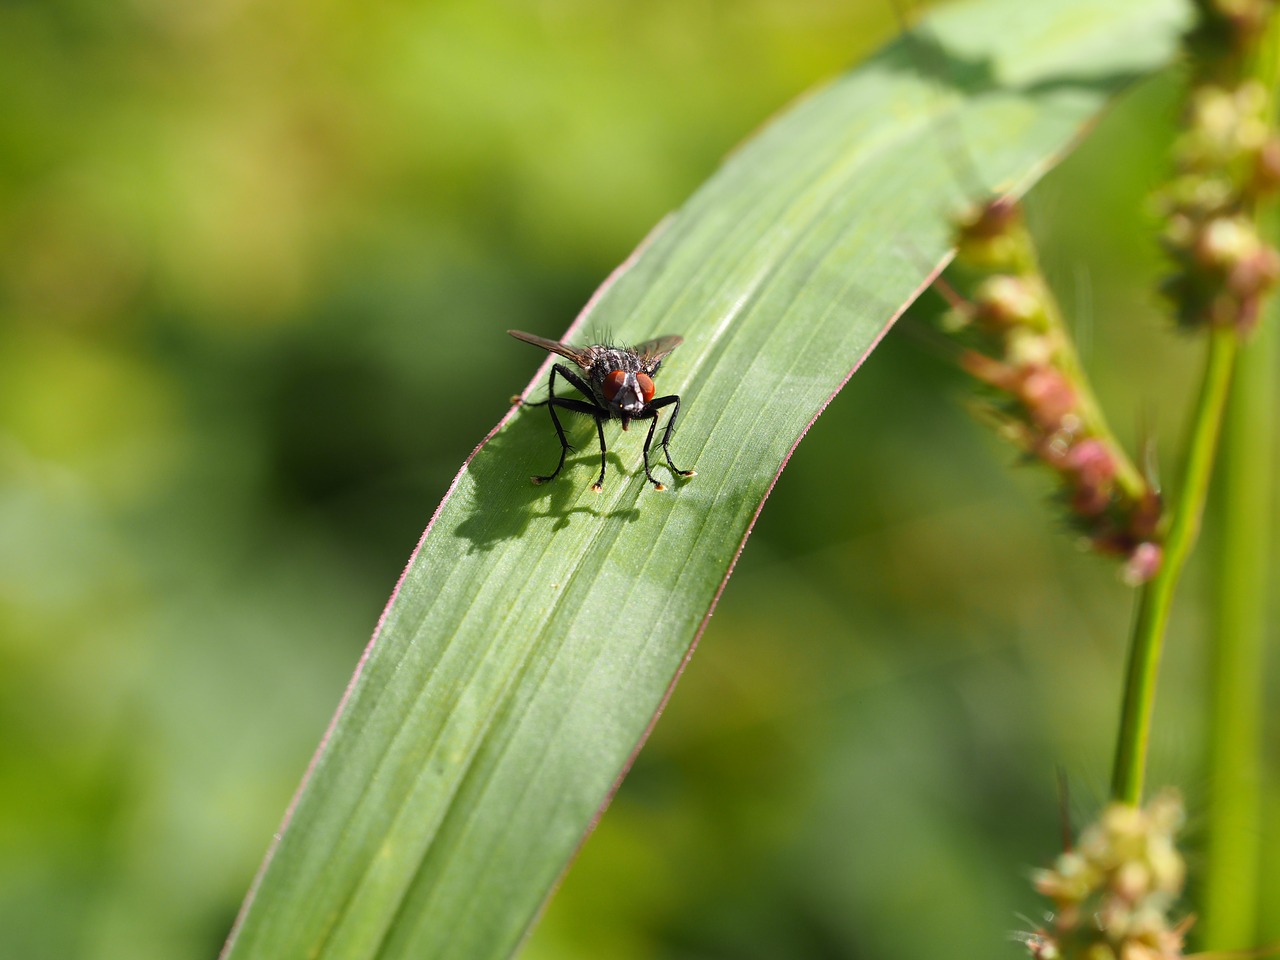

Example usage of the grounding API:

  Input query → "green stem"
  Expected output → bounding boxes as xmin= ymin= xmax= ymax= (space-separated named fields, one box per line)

xmin=1110 ymin=325 xmax=1238 ymax=805
xmin=1201 ymin=301 xmax=1274 ymax=949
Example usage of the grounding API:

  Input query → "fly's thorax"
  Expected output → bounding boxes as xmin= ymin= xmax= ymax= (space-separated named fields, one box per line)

xmin=586 ymin=347 xmax=644 ymax=379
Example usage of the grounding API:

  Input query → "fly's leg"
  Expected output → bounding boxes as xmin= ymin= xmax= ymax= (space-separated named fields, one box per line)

xmin=641 ymin=414 xmax=665 ymax=490
xmin=529 ymin=404 xmax=569 ymax=485
xmin=590 ymin=414 xmax=607 ymax=491
xmin=520 ymin=363 xmax=609 ymax=488
xmin=647 ymin=394 xmax=696 ymax=482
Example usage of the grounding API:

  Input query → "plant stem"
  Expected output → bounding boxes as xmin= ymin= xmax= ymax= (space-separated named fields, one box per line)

xmin=1201 ymin=11 xmax=1280 ymax=946
xmin=1201 ymin=300 xmax=1274 ymax=949
xmin=1110 ymin=325 xmax=1238 ymax=805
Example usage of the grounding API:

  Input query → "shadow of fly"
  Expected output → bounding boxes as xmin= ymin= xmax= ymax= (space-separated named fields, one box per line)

xmin=509 ymin=330 xmax=697 ymax=492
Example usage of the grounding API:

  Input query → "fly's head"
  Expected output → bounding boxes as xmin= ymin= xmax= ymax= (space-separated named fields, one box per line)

xmin=590 ymin=346 xmax=659 ymax=430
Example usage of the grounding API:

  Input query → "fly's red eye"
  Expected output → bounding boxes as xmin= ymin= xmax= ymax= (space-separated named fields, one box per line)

xmin=602 ymin=370 xmax=627 ymax=401
xmin=636 ymin=372 xmax=655 ymax=404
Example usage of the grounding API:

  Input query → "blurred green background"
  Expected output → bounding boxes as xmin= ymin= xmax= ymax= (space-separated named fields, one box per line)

xmin=3 ymin=1 xmax=1272 ymax=958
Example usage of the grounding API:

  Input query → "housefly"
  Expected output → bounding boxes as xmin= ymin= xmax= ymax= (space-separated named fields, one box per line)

xmin=508 ymin=329 xmax=696 ymax=492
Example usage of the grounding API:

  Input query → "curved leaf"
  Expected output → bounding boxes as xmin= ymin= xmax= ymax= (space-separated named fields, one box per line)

xmin=222 ymin=0 xmax=1185 ymax=957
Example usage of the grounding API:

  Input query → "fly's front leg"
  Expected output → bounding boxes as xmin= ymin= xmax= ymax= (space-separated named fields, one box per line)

xmin=647 ymin=394 xmax=696 ymax=481
xmin=522 ymin=363 xmax=609 ymax=488
xmin=521 ymin=363 xmax=575 ymax=483
xmin=640 ymin=413 xmax=665 ymax=490
xmin=591 ymin=414 xmax=607 ymax=492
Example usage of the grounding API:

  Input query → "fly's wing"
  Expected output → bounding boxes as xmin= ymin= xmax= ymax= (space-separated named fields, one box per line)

xmin=507 ymin=330 xmax=595 ymax=370
xmin=633 ymin=334 xmax=683 ymax=375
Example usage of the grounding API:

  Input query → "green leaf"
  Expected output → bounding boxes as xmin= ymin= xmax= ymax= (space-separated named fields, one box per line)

xmin=222 ymin=0 xmax=1185 ymax=957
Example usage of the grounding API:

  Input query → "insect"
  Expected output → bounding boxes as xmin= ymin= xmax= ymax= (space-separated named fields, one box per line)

xmin=508 ymin=329 xmax=697 ymax=492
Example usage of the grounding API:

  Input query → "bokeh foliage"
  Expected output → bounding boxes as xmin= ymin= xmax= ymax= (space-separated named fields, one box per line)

xmin=2 ymin=1 xmax=1277 ymax=959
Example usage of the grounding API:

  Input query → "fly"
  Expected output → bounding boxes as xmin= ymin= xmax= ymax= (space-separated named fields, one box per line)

xmin=508 ymin=329 xmax=697 ymax=492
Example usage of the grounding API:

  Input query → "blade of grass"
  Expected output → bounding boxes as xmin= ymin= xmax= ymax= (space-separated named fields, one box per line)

xmin=222 ymin=1 xmax=1186 ymax=957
